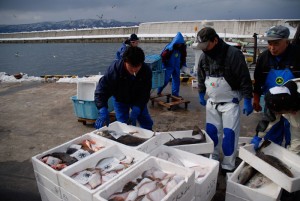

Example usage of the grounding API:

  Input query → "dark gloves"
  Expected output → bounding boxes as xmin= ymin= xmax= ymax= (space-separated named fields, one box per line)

xmin=128 ymin=106 xmax=141 ymax=126
xmin=199 ymin=92 xmax=206 ymax=106
xmin=94 ymin=107 xmax=109 ymax=129
xmin=243 ymin=98 xmax=253 ymax=116
xmin=251 ymin=136 xmax=262 ymax=150
xmin=253 ymin=93 xmax=262 ymax=112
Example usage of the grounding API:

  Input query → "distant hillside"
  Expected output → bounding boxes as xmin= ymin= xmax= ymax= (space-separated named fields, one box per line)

xmin=0 ymin=19 xmax=140 ymax=33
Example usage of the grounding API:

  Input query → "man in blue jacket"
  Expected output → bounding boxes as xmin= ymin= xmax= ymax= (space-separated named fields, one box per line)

xmin=94 ymin=46 xmax=153 ymax=130
xmin=157 ymin=32 xmax=187 ymax=97
xmin=196 ymin=27 xmax=253 ymax=173
xmin=115 ymin=33 xmax=139 ymax=60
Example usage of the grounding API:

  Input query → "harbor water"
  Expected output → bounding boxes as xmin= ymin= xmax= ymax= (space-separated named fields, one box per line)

xmin=0 ymin=43 xmax=195 ymax=77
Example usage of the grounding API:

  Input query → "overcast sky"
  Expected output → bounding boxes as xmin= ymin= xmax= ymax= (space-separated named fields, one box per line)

xmin=0 ymin=0 xmax=299 ymax=25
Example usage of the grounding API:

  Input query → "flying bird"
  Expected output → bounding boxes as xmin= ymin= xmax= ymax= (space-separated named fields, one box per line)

xmin=174 ymin=5 xmax=177 ymax=10
xmin=97 ymin=14 xmax=104 ymax=19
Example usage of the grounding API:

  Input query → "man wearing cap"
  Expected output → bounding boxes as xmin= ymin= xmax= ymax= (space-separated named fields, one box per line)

xmin=116 ymin=33 xmax=140 ymax=60
xmin=253 ymin=25 xmax=300 ymax=112
xmin=195 ymin=27 xmax=253 ymax=173
xmin=251 ymin=78 xmax=300 ymax=155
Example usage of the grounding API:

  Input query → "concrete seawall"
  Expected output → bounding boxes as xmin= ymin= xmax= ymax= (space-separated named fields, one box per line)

xmin=1 ymin=19 xmax=299 ymax=43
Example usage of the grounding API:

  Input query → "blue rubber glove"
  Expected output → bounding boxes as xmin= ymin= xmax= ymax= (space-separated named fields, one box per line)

xmin=128 ymin=106 xmax=141 ymax=126
xmin=251 ymin=136 xmax=262 ymax=150
xmin=94 ymin=107 xmax=109 ymax=129
xmin=199 ymin=92 xmax=206 ymax=106
xmin=243 ymin=98 xmax=253 ymax=116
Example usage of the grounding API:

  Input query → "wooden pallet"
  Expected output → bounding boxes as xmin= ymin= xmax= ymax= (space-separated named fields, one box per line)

xmin=150 ymin=93 xmax=190 ymax=110
xmin=77 ymin=112 xmax=116 ymax=125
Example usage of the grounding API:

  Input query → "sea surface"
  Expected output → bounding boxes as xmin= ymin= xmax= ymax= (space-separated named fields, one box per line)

xmin=0 ymin=43 xmax=196 ymax=77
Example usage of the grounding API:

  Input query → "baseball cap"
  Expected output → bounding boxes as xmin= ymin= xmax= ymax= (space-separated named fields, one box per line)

xmin=263 ymin=25 xmax=290 ymax=41
xmin=196 ymin=27 xmax=217 ymax=50
xmin=129 ymin=33 xmax=139 ymax=41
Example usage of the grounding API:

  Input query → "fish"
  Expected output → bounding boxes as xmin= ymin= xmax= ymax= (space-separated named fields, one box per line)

xmin=95 ymin=130 xmax=148 ymax=146
xmin=237 ymin=163 xmax=257 ymax=185
xmin=164 ymin=136 xmax=205 ymax=146
xmin=46 ymin=152 xmax=78 ymax=166
xmin=256 ymin=152 xmax=293 ymax=177
xmin=255 ymin=140 xmax=293 ymax=178
xmin=245 ymin=172 xmax=272 ymax=189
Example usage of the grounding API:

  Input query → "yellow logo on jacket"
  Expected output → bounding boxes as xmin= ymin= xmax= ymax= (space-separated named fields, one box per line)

xmin=275 ymin=77 xmax=284 ymax=85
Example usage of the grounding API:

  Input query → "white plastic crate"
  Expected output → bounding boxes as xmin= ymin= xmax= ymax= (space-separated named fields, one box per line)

xmin=77 ymin=81 xmax=97 ymax=101
xmin=60 ymin=188 xmax=81 ymax=201
xmin=149 ymin=145 xmax=219 ymax=201
xmin=93 ymin=121 xmax=164 ymax=154
xmin=34 ymin=171 xmax=62 ymax=198
xmin=226 ymin=161 xmax=282 ymax=201
xmin=94 ymin=156 xmax=195 ymax=201
xmin=58 ymin=144 xmax=149 ymax=201
xmin=239 ymin=142 xmax=300 ymax=192
xmin=37 ymin=182 xmax=62 ymax=201
xmin=158 ymin=130 xmax=214 ymax=155
xmin=31 ymin=133 xmax=115 ymax=186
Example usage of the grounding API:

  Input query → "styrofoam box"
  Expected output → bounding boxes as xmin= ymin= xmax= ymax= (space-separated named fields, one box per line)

xmin=58 ymin=144 xmax=149 ymax=201
xmin=93 ymin=121 xmax=165 ymax=154
xmin=225 ymin=192 xmax=249 ymax=201
xmin=226 ymin=161 xmax=282 ymax=201
xmin=237 ymin=137 xmax=252 ymax=152
xmin=77 ymin=81 xmax=97 ymax=101
xmin=37 ymin=182 xmax=62 ymax=201
xmin=149 ymin=145 xmax=219 ymax=201
xmin=94 ymin=156 xmax=195 ymax=201
xmin=60 ymin=187 xmax=80 ymax=201
xmin=34 ymin=171 xmax=62 ymax=198
xmin=158 ymin=130 xmax=214 ymax=155
xmin=239 ymin=142 xmax=300 ymax=192
xmin=32 ymin=133 xmax=115 ymax=185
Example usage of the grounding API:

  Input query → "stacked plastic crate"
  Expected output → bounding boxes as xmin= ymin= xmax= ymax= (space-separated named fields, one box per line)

xmin=71 ymin=78 xmax=114 ymax=121
xmin=145 ymin=54 xmax=165 ymax=89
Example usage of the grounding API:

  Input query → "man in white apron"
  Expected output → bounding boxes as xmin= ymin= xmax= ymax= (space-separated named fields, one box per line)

xmin=195 ymin=27 xmax=253 ymax=172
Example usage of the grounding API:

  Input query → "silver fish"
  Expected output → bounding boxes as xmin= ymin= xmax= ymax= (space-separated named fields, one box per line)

xmin=237 ymin=163 xmax=257 ymax=185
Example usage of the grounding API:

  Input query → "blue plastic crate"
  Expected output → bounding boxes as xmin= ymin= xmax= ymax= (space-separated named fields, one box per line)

xmin=145 ymin=54 xmax=162 ymax=71
xmin=152 ymin=69 xmax=165 ymax=89
xmin=71 ymin=96 xmax=114 ymax=120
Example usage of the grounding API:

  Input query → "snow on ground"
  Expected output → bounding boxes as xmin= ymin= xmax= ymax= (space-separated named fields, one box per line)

xmin=0 ymin=72 xmax=102 ymax=83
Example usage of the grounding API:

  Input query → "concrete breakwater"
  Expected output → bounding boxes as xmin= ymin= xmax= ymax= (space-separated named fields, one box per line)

xmin=0 ymin=19 xmax=299 ymax=43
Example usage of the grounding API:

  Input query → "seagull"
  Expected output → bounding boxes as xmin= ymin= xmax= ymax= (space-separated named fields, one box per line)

xmin=97 ymin=14 xmax=103 ymax=19
xmin=174 ymin=5 xmax=177 ymax=10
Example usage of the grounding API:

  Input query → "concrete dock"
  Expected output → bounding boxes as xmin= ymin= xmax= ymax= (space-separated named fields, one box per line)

xmin=0 ymin=81 xmax=265 ymax=201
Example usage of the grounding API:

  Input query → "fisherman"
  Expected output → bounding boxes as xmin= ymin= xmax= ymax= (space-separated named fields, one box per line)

xmin=94 ymin=46 xmax=153 ymax=130
xmin=195 ymin=27 xmax=253 ymax=173
xmin=251 ymin=79 xmax=300 ymax=155
xmin=115 ymin=33 xmax=139 ymax=60
xmin=157 ymin=32 xmax=187 ymax=98
xmin=253 ymin=25 xmax=300 ymax=112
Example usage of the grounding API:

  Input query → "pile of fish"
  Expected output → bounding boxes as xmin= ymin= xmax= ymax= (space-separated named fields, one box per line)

xmin=108 ymin=167 xmax=185 ymax=201
xmin=71 ymin=154 xmax=134 ymax=190
xmin=155 ymin=151 xmax=210 ymax=180
xmin=237 ymin=140 xmax=293 ymax=188
xmin=164 ymin=126 xmax=206 ymax=146
xmin=40 ymin=139 xmax=105 ymax=170
xmin=94 ymin=130 xmax=149 ymax=146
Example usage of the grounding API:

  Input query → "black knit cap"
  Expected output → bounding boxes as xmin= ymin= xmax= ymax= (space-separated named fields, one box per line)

xmin=265 ymin=81 xmax=299 ymax=112
xmin=129 ymin=33 xmax=139 ymax=41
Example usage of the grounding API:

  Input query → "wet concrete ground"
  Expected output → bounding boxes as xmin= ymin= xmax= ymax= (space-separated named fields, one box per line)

xmin=0 ymin=81 xmax=265 ymax=201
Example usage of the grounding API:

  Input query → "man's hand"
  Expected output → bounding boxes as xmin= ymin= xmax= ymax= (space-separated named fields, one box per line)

xmin=253 ymin=93 xmax=262 ymax=112
xmin=251 ymin=136 xmax=262 ymax=150
xmin=199 ymin=92 xmax=206 ymax=106
xmin=94 ymin=107 xmax=109 ymax=129
xmin=243 ymin=98 xmax=253 ymax=116
xmin=128 ymin=106 xmax=141 ymax=126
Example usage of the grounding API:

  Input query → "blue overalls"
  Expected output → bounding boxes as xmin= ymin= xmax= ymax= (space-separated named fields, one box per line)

xmin=157 ymin=32 xmax=185 ymax=97
xmin=263 ymin=56 xmax=294 ymax=146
